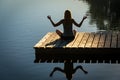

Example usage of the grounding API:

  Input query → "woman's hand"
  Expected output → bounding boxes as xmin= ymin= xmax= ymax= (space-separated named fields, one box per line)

xmin=47 ymin=15 xmax=51 ymax=20
xmin=83 ymin=16 xmax=87 ymax=20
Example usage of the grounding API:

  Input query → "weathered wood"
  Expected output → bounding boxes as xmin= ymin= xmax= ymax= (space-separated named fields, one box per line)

xmin=111 ymin=32 xmax=117 ymax=48
xmin=34 ymin=31 xmax=120 ymax=63
xmin=34 ymin=32 xmax=52 ymax=48
xmin=45 ymin=33 xmax=60 ymax=48
xmin=84 ymin=32 xmax=95 ymax=48
xmin=91 ymin=32 xmax=101 ymax=48
xmin=118 ymin=32 xmax=120 ymax=48
xmin=72 ymin=32 xmax=85 ymax=47
xmin=104 ymin=32 xmax=112 ymax=48
xmin=78 ymin=33 xmax=89 ymax=48
xmin=65 ymin=33 xmax=79 ymax=48
xmin=98 ymin=32 xmax=106 ymax=48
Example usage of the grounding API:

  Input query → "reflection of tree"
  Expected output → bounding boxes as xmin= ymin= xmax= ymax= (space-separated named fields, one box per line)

xmin=83 ymin=0 xmax=120 ymax=31
xmin=50 ymin=60 xmax=88 ymax=80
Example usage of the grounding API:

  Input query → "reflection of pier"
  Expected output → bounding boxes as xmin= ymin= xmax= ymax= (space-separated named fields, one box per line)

xmin=34 ymin=31 xmax=120 ymax=63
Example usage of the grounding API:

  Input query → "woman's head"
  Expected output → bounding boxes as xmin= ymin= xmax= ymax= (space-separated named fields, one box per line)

xmin=64 ymin=10 xmax=72 ymax=19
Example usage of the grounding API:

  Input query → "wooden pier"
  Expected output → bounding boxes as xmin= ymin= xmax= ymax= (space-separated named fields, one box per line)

xmin=34 ymin=31 xmax=120 ymax=63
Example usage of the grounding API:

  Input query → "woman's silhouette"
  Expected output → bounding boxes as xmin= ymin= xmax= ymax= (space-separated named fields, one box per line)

xmin=47 ymin=10 xmax=87 ymax=40
xmin=49 ymin=60 xmax=88 ymax=80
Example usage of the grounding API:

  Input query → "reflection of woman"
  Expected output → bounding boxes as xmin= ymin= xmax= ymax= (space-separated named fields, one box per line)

xmin=47 ymin=10 xmax=87 ymax=40
xmin=50 ymin=61 xmax=88 ymax=80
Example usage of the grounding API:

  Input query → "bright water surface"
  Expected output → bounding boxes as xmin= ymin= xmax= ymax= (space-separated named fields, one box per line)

xmin=0 ymin=0 xmax=120 ymax=80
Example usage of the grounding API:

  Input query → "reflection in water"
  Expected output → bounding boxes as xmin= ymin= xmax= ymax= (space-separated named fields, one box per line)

xmin=82 ymin=0 xmax=120 ymax=31
xmin=50 ymin=60 xmax=88 ymax=80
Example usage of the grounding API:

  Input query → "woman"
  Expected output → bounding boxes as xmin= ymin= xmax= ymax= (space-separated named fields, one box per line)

xmin=47 ymin=10 xmax=87 ymax=40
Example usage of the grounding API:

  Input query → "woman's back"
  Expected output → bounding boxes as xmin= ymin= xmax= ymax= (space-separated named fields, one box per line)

xmin=62 ymin=19 xmax=74 ymax=37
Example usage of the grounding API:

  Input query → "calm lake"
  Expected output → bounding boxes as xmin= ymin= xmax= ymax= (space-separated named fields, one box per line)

xmin=0 ymin=0 xmax=120 ymax=80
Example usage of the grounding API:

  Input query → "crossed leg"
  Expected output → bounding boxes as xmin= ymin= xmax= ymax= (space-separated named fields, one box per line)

xmin=56 ymin=29 xmax=77 ymax=37
xmin=56 ymin=29 xmax=62 ymax=37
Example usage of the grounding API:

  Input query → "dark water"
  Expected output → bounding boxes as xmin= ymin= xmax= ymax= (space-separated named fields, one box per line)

xmin=0 ymin=0 xmax=120 ymax=80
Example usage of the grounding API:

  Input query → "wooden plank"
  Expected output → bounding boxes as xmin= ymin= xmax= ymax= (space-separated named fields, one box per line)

xmin=78 ymin=33 xmax=90 ymax=48
xmin=98 ymin=32 xmax=106 ymax=48
xmin=65 ymin=33 xmax=79 ymax=48
xmin=45 ymin=33 xmax=60 ymax=48
xmin=34 ymin=32 xmax=53 ymax=48
xmin=104 ymin=32 xmax=112 ymax=48
xmin=39 ymin=32 xmax=56 ymax=48
xmin=117 ymin=32 xmax=120 ymax=48
xmin=84 ymin=32 xmax=95 ymax=48
xmin=111 ymin=32 xmax=117 ymax=48
xmin=72 ymin=32 xmax=85 ymax=47
xmin=91 ymin=32 xmax=101 ymax=48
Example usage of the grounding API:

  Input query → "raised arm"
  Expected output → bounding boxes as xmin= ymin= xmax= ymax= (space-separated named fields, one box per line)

xmin=73 ymin=16 xmax=87 ymax=27
xmin=47 ymin=15 xmax=63 ymax=27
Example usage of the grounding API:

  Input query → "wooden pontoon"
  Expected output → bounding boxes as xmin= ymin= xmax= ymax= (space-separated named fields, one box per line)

xmin=34 ymin=31 xmax=120 ymax=63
